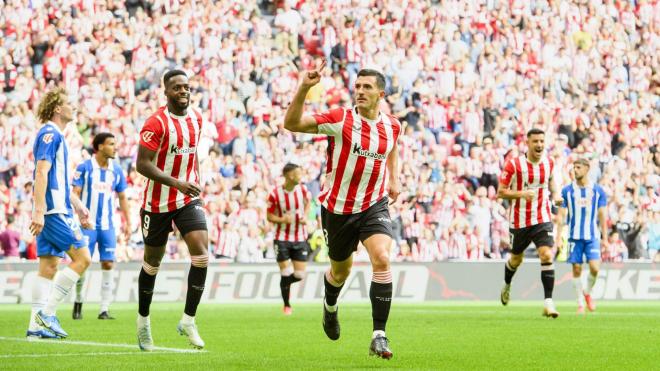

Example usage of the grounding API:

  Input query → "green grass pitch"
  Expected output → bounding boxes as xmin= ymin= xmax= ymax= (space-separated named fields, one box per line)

xmin=1 ymin=302 xmax=658 ymax=370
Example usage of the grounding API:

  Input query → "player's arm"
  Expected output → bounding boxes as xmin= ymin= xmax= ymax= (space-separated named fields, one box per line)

xmin=597 ymin=187 xmax=608 ymax=249
xmin=30 ymin=160 xmax=50 ymax=236
xmin=548 ymin=168 xmax=563 ymax=206
xmin=496 ymin=160 xmax=534 ymax=200
xmin=118 ymin=191 xmax=132 ymax=237
xmin=136 ymin=145 xmax=201 ymax=197
xmin=555 ymin=190 xmax=567 ymax=248
xmin=266 ymin=211 xmax=293 ymax=225
xmin=70 ymin=190 xmax=92 ymax=229
xmin=283 ymin=60 xmax=326 ymax=134
xmin=386 ymin=137 xmax=401 ymax=204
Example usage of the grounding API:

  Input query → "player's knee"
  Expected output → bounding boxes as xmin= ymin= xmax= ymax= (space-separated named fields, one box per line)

xmin=293 ymin=270 xmax=305 ymax=280
xmin=142 ymin=261 xmax=160 ymax=276
xmin=101 ymin=261 xmax=114 ymax=270
xmin=76 ymin=253 xmax=92 ymax=269
xmin=539 ymin=250 xmax=553 ymax=263
xmin=510 ymin=254 xmax=523 ymax=267
xmin=372 ymin=251 xmax=390 ymax=271
xmin=191 ymin=254 xmax=209 ymax=268
xmin=331 ymin=267 xmax=351 ymax=283
xmin=572 ymin=265 xmax=582 ymax=277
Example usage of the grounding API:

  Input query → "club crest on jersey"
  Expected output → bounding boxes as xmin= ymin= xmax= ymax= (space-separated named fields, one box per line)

xmin=42 ymin=134 xmax=54 ymax=144
xmin=352 ymin=143 xmax=386 ymax=160
xmin=142 ymin=131 xmax=155 ymax=143
xmin=170 ymin=145 xmax=196 ymax=155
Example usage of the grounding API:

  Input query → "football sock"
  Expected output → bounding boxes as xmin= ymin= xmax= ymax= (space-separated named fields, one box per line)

xmin=370 ymin=271 xmax=393 ymax=332
xmin=541 ymin=262 xmax=555 ymax=299
xmin=75 ymin=271 xmax=85 ymax=303
xmin=504 ymin=260 xmax=517 ymax=284
xmin=138 ymin=262 xmax=159 ymax=317
xmin=324 ymin=270 xmax=344 ymax=312
xmin=184 ymin=255 xmax=208 ymax=317
xmin=100 ymin=269 xmax=114 ymax=313
xmin=586 ymin=272 xmax=597 ymax=294
xmin=280 ymin=275 xmax=292 ymax=307
xmin=29 ymin=275 xmax=51 ymax=330
xmin=44 ymin=267 xmax=80 ymax=316
xmin=573 ymin=277 xmax=584 ymax=306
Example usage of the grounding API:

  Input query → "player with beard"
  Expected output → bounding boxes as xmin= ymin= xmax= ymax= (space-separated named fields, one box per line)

xmin=136 ymin=70 xmax=208 ymax=350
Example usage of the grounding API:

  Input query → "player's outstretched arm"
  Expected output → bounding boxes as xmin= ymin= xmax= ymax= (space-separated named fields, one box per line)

xmin=136 ymin=145 xmax=201 ymax=197
xmin=283 ymin=60 xmax=326 ymax=134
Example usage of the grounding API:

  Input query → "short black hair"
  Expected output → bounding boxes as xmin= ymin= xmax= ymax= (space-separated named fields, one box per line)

xmin=283 ymin=163 xmax=300 ymax=176
xmin=163 ymin=69 xmax=188 ymax=86
xmin=357 ymin=69 xmax=386 ymax=90
xmin=93 ymin=132 xmax=114 ymax=151
xmin=527 ymin=128 xmax=545 ymax=138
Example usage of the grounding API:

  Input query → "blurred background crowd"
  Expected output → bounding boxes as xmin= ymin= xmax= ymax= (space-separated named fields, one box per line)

xmin=0 ymin=0 xmax=658 ymax=263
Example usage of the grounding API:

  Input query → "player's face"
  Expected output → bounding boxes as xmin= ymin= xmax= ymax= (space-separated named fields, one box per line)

xmin=354 ymin=76 xmax=384 ymax=110
xmin=165 ymin=75 xmax=190 ymax=110
xmin=285 ymin=168 xmax=302 ymax=185
xmin=57 ymin=99 xmax=75 ymax=123
xmin=527 ymin=134 xmax=545 ymax=159
xmin=573 ymin=163 xmax=588 ymax=180
xmin=100 ymin=137 xmax=117 ymax=159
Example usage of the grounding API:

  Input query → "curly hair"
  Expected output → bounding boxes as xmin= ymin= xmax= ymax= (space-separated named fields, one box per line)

xmin=36 ymin=88 xmax=68 ymax=123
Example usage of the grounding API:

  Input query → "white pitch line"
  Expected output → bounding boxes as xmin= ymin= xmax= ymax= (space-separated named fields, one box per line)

xmin=0 ymin=336 xmax=206 ymax=353
xmin=0 ymin=351 xmax=172 ymax=359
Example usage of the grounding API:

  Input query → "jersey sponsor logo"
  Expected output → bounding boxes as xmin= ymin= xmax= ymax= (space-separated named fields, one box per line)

xmin=352 ymin=143 xmax=386 ymax=160
xmin=575 ymin=197 xmax=590 ymax=207
xmin=142 ymin=131 xmax=155 ymax=142
xmin=92 ymin=182 xmax=112 ymax=193
xmin=42 ymin=134 xmax=54 ymax=144
xmin=170 ymin=145 xmax=196 ymax=155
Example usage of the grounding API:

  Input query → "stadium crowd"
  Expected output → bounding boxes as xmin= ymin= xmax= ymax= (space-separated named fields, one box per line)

xmin=0 ymin=0 xmax=658 ymax=264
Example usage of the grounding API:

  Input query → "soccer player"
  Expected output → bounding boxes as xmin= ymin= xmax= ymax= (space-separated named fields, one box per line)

xmin=136 ymin=69 xmax=208 ymax=350
xmin=556 ymin=158 xmax=607 ymax=314
xmin=284 ymin=62 xmax=402 ymax=359
xmin=71 ymin=132 xmax=132 ymax=320
xmin=27 ymin=88 xmax=93 ymax=339
xmin=266 ymin=163 xmax=311 ymax=315
xmin=497 ymin=128 xmax=562 ymax=318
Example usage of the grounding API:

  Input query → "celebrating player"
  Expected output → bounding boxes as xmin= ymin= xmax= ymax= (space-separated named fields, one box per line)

xmin=497 ymin=128 xmax=562 ymax=318
xmin=266 ymin=163 xmax=311 ymax=315
xmin=556 ymin=158 xmax=608 ymax=314
xmin=71 ymin=132 xmax=132 ymax=320
xmin=27 ymin=88 xmax=92 ymax=339
xmin=136 ymin=70 xmax=208 ymax=350
xmin=284 ymin=62 xmax=402 ymax=359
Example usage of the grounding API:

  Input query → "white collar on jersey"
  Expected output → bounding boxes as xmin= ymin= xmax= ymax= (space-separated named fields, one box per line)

xmin=523 ymin=153 xmax=546 ymax=164
xmin=46 ymin=121 xmax=64 ymax=134
xmin=353 ymin=106 xmax=382 ymax=123
xmin=166 ymin=107 xmax=189 ymax=120
xmin=91 ymin=155 xmax=111 ymax=170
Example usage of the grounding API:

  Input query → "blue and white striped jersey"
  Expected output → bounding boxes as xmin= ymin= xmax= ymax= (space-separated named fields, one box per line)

xmin=561 ymin=183 xmax=607 ymax=241
xmin=72 ymin=157 xmax=127 ymax=230
xmin=33 ymin=122 xmax=71 ymax=214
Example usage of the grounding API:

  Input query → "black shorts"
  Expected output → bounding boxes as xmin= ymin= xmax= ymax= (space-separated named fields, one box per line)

xmin=509 ymin=222 xmax=554 ymax=255
xmin=321 ymin=197 xmax=393 ymax=262
xmin=140 ymin=199 xmax=208 ymax=247
xmin=274 ymin=241 xmax=310 ymax=262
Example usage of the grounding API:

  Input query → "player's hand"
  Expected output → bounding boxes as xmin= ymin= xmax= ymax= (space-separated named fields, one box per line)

xmin=520 ymin=189 xmax=536 ymax=201
xmin=299 ymin=217 xmax=307 ymax=225
xmin=30 ymin=210 xmax=45 ymax=236
xmin=301 ymin=60 xmax=326 ymax=88
xmin=123 ymin=223 xmax=132 ymax=240
xmin=76 ymin=207 xmax=93 ymax=230
xmin=175 ymin=180 xmax=202 ymax=197
xmin=600 ymin=240 xmax=609 ymax=254
xmin=388 ymin=181 xmax=401 ymax=205
xmin=553 ymin=198 xmax=563 ymax=207
xmin=282 ymin=214 xmax=295 ymax=224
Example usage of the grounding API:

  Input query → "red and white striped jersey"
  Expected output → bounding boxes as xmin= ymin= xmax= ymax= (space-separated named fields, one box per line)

xmin=139 ymin=106 xmax=203 ymax=213
xmin=499 ymin=155 xmax=555 ymax=229
xmin=313 ymin=107 xmax=402 ymax=215
xmin=267 ymin=184 xmax=310 ymax=242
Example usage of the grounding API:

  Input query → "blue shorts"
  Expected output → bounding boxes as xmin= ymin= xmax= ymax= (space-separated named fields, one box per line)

xmin=37 ymin=213 xmax=87 ymax=258
xmin=567 ymin=239 xmax=600 ymax=264
xmin=83 ymin=228 xmax=117 ymax=261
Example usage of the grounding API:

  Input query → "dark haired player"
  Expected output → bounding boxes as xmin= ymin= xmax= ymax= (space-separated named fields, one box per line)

xmin=498 ymin=128 xmax=563 ymax=318
xmin=136 ymin=70 xmax=208 ymax=350
xmin=284 ymin=62 xmax=402 ymax=359
xmin=72 ymin=132 xmax=131 ymax=320
xmin=267 ymin=163 xmax=311 ymax=315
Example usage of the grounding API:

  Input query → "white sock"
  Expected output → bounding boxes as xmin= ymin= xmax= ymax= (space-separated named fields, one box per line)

xmin=100 ymin=269 xmax=114 ymax=313
xmin=43 ymin=267 xmax=80 ymax=316
xmin=544 ymin=298 xmax=554 ymax=308
xmin=324 ymin=300 xmax=338 ymax=313
xmin=586 ymin=272 xmax=597 ymax=294
xmin=75 ymin=272 xmax=85 ymax=303
xmin=572 ymin=277 xmax=584 ymax=306
xmin=372 ymin=330 xmax=386 ymax=339
xmin=181 ymin=313 xmax=195 ymax=325
xmin=29 ymin=275 xmax=52 ymax=331
xmin=137 ymin=314 xmax=150 ymax=327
